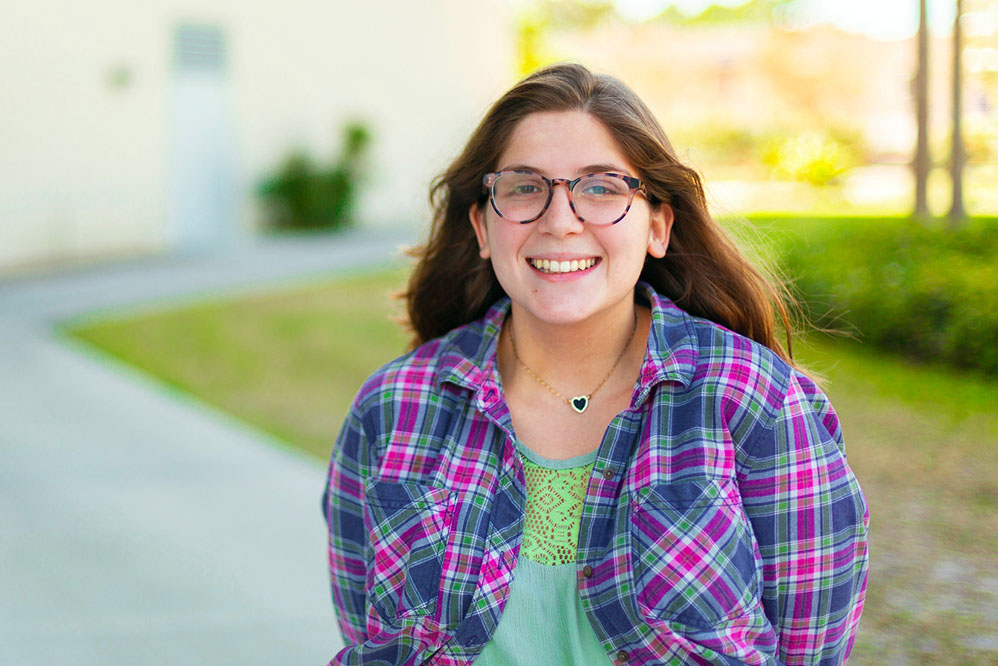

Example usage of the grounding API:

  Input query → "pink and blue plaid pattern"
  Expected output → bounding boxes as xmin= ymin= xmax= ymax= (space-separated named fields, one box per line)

xmin=323 ymin=283 xmax=869 ymax=665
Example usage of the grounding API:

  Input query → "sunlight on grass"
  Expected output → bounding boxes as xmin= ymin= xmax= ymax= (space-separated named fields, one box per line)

xmin=68 ymin=264 xmax=411 ymax=460
xmin=796 ymin=334 xmax=998 ymax=665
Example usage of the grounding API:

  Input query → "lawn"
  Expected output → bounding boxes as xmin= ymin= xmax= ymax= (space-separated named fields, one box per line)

xmin=67 ymin=264 xmax=411 ymax=461
xmin=66 ymin=260 xmax=998 ymax=664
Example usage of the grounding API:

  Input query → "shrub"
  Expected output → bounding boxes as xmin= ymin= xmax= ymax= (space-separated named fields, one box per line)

xmin=776 ymin=217 xmax=998 ymax=375
xmin=258 ymin=121 xmax=372 ymax=231
xmin=760 ymin=132 xmax=858 ymax=186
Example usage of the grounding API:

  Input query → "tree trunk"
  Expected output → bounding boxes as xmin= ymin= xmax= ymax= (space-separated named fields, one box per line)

xmin=914 ymin=0 xmax=931 ymax=220
xmin=949 ymin=0 xmax=967 ymax=225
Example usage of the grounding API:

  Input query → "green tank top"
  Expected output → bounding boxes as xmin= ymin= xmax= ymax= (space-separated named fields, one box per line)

xmin=474 ymin=440 xmax=612 ymax=665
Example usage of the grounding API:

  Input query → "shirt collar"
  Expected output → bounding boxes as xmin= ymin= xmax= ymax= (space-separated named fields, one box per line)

xmin=436 ymin=281 xmax=698 ymax=402
xmin=436 ymin=299 xmax=509 ymax=396
xmin=631 ymin=281 xmax=699 ymax=406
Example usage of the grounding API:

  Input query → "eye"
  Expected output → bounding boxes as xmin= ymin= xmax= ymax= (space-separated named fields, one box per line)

xmin=511 ymin=183 xmax=543 ymax=195
xmin=582 ymin=184 xmax=613 ymax=196
xmin=578 ymin=176 xmax=627 ymax=197
xmin=499 ymin=174 xmax=547 ymax=198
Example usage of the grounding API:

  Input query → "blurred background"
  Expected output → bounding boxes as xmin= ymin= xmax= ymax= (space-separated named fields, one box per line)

xmin=2 ymin=0 xmax=996 ymax=664
xmin=1 ymin=0 xmax=996 ymax=270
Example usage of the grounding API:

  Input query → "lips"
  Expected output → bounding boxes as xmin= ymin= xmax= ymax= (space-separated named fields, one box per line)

xmin=527 ymin=257 xmax=600 ymax=274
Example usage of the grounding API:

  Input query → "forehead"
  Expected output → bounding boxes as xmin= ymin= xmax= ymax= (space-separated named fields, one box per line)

xmin=497 ymin=110 xmax=634 ymax=176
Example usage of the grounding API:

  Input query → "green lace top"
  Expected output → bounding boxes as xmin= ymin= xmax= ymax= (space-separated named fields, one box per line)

xmin=474 ymin=440 xmax=612 ymax=665
xmin=519 ymin=440 xmax=594 ymax=565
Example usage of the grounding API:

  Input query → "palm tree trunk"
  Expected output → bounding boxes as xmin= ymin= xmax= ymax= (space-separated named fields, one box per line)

xmin=949 ymin=0 xmax=967 ymax=225
xmin=914 ymin=0 xmax=931 ymax=220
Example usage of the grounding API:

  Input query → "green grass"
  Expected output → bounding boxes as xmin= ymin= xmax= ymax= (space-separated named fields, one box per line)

xmin=67 ymin=264 xmax=411 ymax=460
xmin=66 ymin=263 xmax=998 ymax=665
xmin=791 ymin=335 xmax=998 ymax=664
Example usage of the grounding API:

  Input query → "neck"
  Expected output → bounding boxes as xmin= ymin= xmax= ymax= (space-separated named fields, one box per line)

xmin=502 ymin=295 xmax=641 ymax=389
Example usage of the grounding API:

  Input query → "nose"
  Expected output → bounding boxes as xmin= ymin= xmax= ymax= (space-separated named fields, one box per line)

xmin=538 ymin=180 xmax=583 ymax=236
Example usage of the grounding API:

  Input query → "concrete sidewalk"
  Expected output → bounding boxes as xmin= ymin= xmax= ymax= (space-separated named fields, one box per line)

xmin=0 ymin=228 xmax=416 ymax=665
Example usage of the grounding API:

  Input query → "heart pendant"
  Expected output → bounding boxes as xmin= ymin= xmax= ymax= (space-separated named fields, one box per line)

xmin=571 ymin=396 xmax=589 ymax=413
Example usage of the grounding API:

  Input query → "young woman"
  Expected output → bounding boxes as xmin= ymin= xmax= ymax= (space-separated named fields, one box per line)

xmin=323 ymin=63 xmax=869 ymax=666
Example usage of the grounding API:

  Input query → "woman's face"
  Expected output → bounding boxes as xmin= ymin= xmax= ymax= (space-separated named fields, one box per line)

xmin=470 ymin=110 xmax=673 ymax=330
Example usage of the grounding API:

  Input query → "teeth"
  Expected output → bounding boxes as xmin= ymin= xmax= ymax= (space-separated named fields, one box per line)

xmin=529 ymin=258 xmax=597 ymax=273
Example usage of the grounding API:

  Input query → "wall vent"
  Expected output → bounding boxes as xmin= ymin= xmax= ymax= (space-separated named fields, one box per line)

xmin=174 ymin=24 xmax=226 ymax=72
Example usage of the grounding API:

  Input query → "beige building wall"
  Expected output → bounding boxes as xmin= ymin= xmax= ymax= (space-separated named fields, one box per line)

xmin=0 ymin=0 xmax=514 ymax=273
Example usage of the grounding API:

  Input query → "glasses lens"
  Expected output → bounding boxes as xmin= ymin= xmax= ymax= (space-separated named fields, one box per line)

xmin=492 ymin=173 xmax=549 ymax=222
xmin=572 ymin=174 xmax=631 ymax=225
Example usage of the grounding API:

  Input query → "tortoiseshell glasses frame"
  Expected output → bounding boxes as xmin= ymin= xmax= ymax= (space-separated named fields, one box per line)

xmin=482 ymin=170 xmax=649 ymax=225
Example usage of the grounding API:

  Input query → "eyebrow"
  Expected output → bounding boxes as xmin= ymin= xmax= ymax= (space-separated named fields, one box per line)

xmin=498 ymin=163 xmax=633 ymax=177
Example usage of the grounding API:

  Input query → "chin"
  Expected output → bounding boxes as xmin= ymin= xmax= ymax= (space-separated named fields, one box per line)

xmin=517 ymin=295 xmax=611 ymax=327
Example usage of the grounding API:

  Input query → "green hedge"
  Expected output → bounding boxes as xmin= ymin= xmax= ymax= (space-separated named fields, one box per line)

xmin=258 ymin=122 xmax=372 ymax=231
xmin=768 ymin=216 xmax=998 ymax=375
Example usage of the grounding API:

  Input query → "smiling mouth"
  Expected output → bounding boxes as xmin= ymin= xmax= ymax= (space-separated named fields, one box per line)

xmin=527 ymin=257 xmax=600 ymax=274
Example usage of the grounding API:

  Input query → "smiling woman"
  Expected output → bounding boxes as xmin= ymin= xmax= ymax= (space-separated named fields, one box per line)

xmin=322 ymin=63 xmax=869 ymax=666
xmin=469 ymin=110 xmax=669 ymax=338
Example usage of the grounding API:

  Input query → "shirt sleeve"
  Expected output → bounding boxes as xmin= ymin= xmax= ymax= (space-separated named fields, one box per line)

xmin=322 ymin=405 xmax=372 ymax=647
xmin=736 ymin=371 xmax=870 ymax=666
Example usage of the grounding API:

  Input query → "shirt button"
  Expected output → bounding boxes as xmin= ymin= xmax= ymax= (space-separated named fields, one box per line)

xmin=602 ymin=468 xmax=615 ymax=480
xmin=582 ymin=565 xmax=594 ymax=577
xmin=616 ymin=650 xmax=629 ymax=663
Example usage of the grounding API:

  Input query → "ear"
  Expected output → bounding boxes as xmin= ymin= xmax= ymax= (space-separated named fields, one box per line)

xmin=646 ymin=203 xmax=673 ymax=259
xmin=469 ymin=203 xmax=491 ymax=259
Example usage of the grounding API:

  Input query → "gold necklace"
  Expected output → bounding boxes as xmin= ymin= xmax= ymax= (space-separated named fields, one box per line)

xmin=507 ymin=310 xmax=638 ymax=414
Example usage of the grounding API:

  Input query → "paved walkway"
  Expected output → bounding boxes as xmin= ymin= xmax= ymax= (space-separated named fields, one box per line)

xmin=0 ymin=228 xmax=416 ymax=665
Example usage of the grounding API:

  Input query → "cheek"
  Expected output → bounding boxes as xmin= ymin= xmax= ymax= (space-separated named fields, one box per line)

xmin=605 ymin=228 xmax=653 ymax=266
xmin=488 ymin=225 xmax=528 ymax=262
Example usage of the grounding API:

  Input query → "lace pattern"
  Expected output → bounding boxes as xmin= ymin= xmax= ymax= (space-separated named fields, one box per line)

xmin=519 ymin=452 xmax=594 ymax=566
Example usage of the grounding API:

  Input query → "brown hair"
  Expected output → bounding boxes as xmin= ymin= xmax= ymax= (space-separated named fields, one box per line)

xmin=405 ymin=63 xmax=799 ymax=366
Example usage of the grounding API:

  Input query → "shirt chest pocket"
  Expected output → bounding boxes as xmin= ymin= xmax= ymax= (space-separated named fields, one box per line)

xmin=628 ymin=478 xmax=761 ymax=628
xmin=364 ymin=480 xmax=453 ymax=623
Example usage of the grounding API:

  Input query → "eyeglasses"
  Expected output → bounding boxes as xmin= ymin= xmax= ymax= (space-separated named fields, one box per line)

xmin=482 ymin=170 xmax=649 ymax=226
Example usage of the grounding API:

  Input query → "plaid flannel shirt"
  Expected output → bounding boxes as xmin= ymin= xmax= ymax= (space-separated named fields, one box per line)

xmin=322 ymin=283 xmax=869 ymax=666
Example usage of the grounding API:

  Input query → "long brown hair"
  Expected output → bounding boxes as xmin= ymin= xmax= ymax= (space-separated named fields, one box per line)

xmin=405 ymin=63 xmax=799 ymax=366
